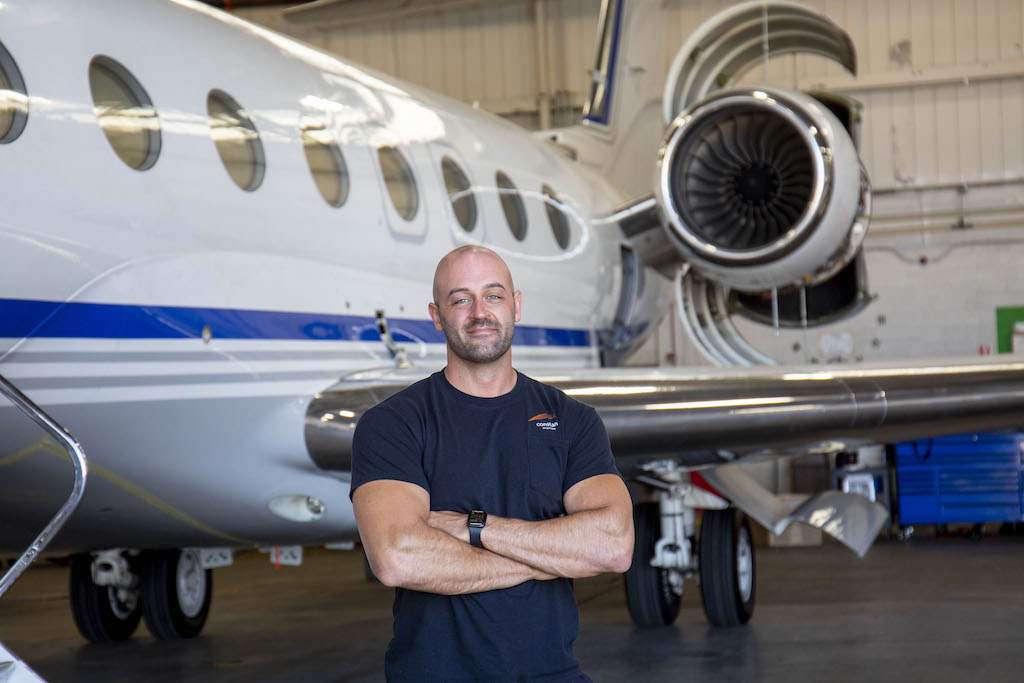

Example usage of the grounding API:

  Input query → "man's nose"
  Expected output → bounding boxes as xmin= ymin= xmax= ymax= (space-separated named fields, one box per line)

xmin=471 ymin=297 xmax=488 ymax=318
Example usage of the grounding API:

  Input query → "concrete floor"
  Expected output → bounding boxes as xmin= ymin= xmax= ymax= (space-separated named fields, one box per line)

xmin=2 ymin=536 xmax=1024 ymax=682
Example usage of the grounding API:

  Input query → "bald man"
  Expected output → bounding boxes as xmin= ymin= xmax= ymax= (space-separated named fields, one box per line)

xmin=350 ymin=246 xmax=633 ymax=682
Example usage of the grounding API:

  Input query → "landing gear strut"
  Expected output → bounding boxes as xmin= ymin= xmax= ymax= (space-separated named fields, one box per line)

xmin=69 ymin=551 xmax=142 ymax=642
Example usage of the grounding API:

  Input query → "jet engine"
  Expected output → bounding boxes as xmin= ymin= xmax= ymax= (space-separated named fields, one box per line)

xmin=655 ymin=87 xmax=868 ymax=293
xmin=595 ymin=0 xmax=874 ymax=364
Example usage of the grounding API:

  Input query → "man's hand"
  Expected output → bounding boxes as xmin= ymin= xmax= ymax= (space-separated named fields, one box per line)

xmin=426 ymin=511 xmax=471 ymax=543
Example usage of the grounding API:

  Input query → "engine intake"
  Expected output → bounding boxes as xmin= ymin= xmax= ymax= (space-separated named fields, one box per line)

xmin=670 ymin=106 xmax=813 ymax=252
xmin=656 ymin=87 xmax=867 ymax=292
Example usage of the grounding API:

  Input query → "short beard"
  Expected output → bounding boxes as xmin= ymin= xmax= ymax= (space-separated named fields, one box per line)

xmin=438 ymin=312 xmax=515 ymax=364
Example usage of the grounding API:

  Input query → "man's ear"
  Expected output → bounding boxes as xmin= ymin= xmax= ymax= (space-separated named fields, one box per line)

xmin=513 ymin=290 xmax=522 ymax=323
xmin=428 ymin=301 xmax=443 ymax=332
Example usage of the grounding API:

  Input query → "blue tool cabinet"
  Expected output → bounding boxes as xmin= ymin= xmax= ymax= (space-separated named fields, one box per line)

xmin=894 ymin=431 xmax=1024 ymax=525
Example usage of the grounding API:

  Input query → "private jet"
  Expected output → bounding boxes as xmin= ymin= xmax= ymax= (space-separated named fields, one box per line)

xmin=2 ymin=0 xmax=1024 ymax=657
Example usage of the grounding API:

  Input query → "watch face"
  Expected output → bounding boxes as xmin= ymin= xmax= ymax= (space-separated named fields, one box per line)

xmin=468 ymin=510 xmax=486 ymax=527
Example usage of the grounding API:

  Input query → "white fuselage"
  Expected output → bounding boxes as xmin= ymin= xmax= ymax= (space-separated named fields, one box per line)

xmin=0 ymin=0 xmax=656 ymax=553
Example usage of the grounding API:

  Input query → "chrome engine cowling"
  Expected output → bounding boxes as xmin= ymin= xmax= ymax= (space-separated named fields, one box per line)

xmin=655 ymin=87 xmax=867 ymax=293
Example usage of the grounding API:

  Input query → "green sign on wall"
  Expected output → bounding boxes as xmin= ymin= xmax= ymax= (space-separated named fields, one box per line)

xmin=995 ymin=306 xmax=1024 ymax=353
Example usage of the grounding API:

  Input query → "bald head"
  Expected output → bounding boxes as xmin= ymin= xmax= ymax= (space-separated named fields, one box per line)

xmin=428 ymin=245 xmax=522 ymax=367
xmin=432 ymin=245 xmax=515 ymax=305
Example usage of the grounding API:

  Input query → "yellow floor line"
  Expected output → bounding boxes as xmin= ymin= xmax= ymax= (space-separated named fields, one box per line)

xmin=0 ymin=435 xmax=52 ymax=468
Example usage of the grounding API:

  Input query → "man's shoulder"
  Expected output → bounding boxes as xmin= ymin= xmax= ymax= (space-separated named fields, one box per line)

xmin=517 ymin=372 xmax=596 ymax=423
xmin=360 ymin=373 xmax=438 ymax=424
xmin=385 ymin=373 xmax=435 ymax=401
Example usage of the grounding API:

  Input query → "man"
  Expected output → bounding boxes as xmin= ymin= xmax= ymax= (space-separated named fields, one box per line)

xmin=351 ymin=245 xmax=634 ymax=682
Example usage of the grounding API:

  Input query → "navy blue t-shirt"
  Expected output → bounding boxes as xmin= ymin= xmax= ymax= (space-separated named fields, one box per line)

xmin=350 ymin=370 xmax=619 ymax=682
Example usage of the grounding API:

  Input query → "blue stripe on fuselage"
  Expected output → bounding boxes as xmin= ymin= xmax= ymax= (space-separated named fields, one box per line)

xmin=0 ymin=298 xmax=591 ymax=347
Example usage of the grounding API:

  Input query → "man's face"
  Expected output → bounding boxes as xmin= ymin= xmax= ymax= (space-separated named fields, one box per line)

xmin=430 ymin=252 xmax=521 ymax=365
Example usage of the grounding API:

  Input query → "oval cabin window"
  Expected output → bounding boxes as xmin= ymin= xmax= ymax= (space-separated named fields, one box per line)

xmin=89 ymin=56 xmax=160 ymax=170
xmin=496 ymin=171 xmax=527 ymax=241
xmin=0 ymin=40 xmax=28 ymax=144
xmin=378 ymin=146 xmax=419 ymax=221
xmin=207 ymin=89 xmax=265 ymax=191
xmin=441 ymin=156 xmax=477 ymax=232
xmin=302 ymin=126 xmax=349 ymax=207
xmin=542 ymin=185 xmax=571 ymax=250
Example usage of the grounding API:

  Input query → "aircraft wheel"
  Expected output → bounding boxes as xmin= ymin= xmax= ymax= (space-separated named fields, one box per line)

xmin=624 ymin=502 xmax=681 ymax=626
xmin=69 ymin=554 xmax=141 ymax=642
xmin=699 ymin=508 xmax=755 ymax=627
xmin=141 ymin=549 xmax=212 ymax=639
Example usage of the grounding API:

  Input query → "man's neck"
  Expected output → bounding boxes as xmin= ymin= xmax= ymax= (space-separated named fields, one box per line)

xmin=443 ymin=355 xmax=517 ymax=398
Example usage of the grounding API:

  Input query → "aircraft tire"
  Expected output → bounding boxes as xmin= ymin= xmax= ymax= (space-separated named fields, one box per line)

xmin=141 ymin=549 xmax=212 ymax=639
xmin=699 ymin=508 xmax=755 ymax=627
xmin=624 ymin=502 xmax=681 ymax=626
xmin=69 ymin=554 xmax=142 ymax=642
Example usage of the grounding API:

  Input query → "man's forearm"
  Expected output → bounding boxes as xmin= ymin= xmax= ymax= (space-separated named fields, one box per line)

xmin=480 ymin=508 xmax=633 ymax=579
xmin=371 ymin=523 xmax=557 ymax=595
xmin=427 ymin=505 xmax=633 ymax=579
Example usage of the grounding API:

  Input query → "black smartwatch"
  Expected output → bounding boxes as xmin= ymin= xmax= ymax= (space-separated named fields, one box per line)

xmin=467 ymin=510 xmax=487 ymax=548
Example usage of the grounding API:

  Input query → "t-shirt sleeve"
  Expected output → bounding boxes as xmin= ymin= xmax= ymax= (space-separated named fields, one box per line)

xmin=349 ymin=404 xmax=429 ymax=500
xmin=563 ymin=403 xmax=621 ymax=493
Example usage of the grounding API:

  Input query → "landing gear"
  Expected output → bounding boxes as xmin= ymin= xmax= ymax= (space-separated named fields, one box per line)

xmin=699 ymin=508 xmax=756 ymax=627
xmin=624 ymin=502 xmax=681 ymax=626
xmin=624 ymin=461 xmax=757 ymax=630
xmin=68 ymin=548 xmax=213 ymax=642
xmin=141 ymin=549 xmax=212 ymax=639
xmin=69 ymin=552 xmax=142 ymax=642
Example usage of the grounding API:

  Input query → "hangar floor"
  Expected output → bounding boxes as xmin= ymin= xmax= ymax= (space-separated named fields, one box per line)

xmin=1 ymin=536 xmax=1023 ymax=682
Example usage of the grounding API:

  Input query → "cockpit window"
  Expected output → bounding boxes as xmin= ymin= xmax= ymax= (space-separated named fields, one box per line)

xmin=441 ymin=156 xmax=477 ymax=232
xmin=496 ymin=171 xmax=527 ymax=241
xmin=378 ymin=146 xmax=418 ymax=221
xmin=207 ymin=89 xmax=265 ymax=191
xmin=542 ymin=185 xmax=570 ymax=249
xmin=89 ymin=56 xmax=160 ymax=170
xmin=0 ymin=40 xmax=28 ymax=144
xmin=302 ymin=125 xmax=349 ymax=207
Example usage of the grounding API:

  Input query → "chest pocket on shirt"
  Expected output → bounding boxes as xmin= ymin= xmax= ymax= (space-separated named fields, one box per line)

xmin=527 ymin=435 xmax=568 ymax=507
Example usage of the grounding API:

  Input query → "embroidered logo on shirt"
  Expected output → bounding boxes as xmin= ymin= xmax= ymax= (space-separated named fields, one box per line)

xmin=528 ymin=413 xmax=559 ymax=431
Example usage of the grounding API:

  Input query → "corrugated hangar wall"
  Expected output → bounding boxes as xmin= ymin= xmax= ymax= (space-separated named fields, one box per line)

xmin=239 ymin=1 xmax=1024 ymax=365
xmin=239 ymin=0 xmax=1024 ymax=190
xmin=236 ymin=0 xmax=599 ymax=127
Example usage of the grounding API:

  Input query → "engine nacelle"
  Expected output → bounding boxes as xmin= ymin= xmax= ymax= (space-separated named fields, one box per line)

xmin=655 ymin=87 xmax=868 ymax=293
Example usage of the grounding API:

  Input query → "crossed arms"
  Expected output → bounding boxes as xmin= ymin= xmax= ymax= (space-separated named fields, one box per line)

xmin=352 ymin=474 xmax=634 ymax=595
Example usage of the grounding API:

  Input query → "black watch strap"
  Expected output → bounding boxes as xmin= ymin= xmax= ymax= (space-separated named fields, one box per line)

xmin=469 ymin=525 xmax=483 ymax=548
xmin=467 ymin=510 xmax=487 ymax=549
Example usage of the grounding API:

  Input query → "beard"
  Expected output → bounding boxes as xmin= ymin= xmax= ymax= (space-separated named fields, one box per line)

xmin=438 ymin=312 xmax=515 ymax=364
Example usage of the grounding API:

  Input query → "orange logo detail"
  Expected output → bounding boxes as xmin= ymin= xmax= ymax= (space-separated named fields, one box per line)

xmin=528 ymin=413 xmax=556 ymax=422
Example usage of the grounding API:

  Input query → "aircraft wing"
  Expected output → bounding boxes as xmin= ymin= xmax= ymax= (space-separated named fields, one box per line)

xmin=308 ymin=356 xmax=1024 ymax=555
